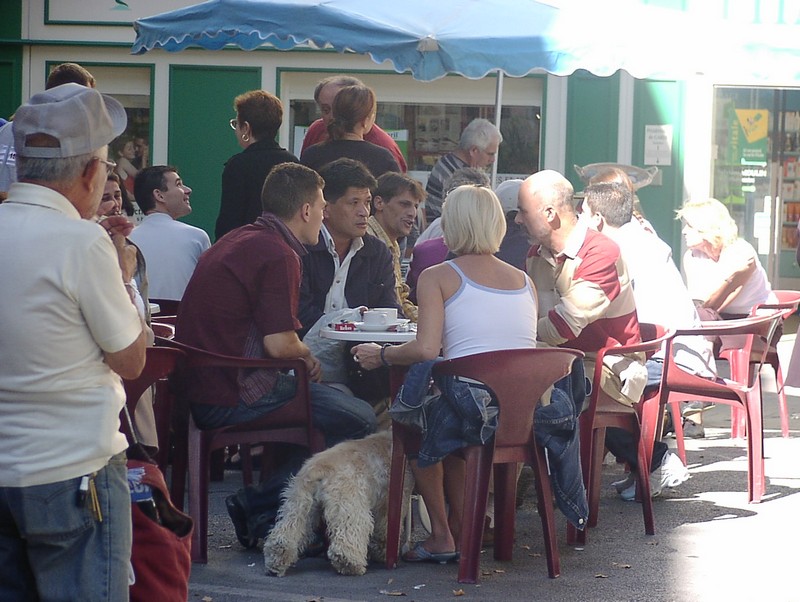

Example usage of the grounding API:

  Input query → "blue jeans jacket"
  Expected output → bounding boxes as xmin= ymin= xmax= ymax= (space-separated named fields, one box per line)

xmin=533 ymin=359 xmax=590 ymax=530
xmin=390 ymin=359 xmax=498 ymax=468
xmin=391 ymin=358 xmax=589 ymax=530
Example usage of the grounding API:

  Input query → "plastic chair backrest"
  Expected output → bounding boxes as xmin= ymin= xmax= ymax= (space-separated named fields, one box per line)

xmin=149 ymin=298 xmax=180 ymax=317
xmin=156 ymin=336 xmax=312 ymax=429
xmin=433 ymin=348 xmax=584 ymax=450
xmin=151 ymin=322 xmax=176 ymax=340
xmin=123 ymin=346 xmax=185 ymax=415
xmin=586 ymin=323 xmax=673 ymax=414
xmin=668 ymin=311 xmax=782 ymax=390
xmin=753 ymin=290 xmax=800 ymax=321
xmin=121 ymin=346 xmax=185 ymax=453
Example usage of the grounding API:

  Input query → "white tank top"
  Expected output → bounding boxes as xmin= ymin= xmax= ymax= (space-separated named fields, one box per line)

xmin=442 ymin=260 xmax=538 ymax=360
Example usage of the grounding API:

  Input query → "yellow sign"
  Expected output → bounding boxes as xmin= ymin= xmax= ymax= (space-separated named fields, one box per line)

xmin=735 ymin=109 xmax=769 ymax=144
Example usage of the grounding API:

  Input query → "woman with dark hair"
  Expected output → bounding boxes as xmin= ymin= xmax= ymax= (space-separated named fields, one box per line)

xmin=214 ymin=90 xmax=298 ymax=240
xmin=112 ymin=136 xmax=139 ymax=198
xmin=103 ymin=171 xmax=137 ymax=218
xmin=300 ymin=84 xmax=400 ymax=178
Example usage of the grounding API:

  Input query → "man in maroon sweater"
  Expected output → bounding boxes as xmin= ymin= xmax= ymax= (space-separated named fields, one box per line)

xmin=301 ymin=75 xmax=407 ymax=172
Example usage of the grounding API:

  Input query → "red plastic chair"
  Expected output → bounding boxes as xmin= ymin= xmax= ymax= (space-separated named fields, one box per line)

xmin=385 ymin=347 xmax=584 ymax=584
xmin=156 ymin=337 xmax=326 ymax=563
xmin=148 ymin=297 xmax=181 ymax=317
xmin=726 ymin=291 xmax=800 ymax=439
xmin=662 ymin=311 xmax=783 ymax=503
xmin=568 ymin=323 xmax=672 ymax=547
xmin=150 ymin=322 xmax=176 ymax=340
xmin=121 ymin=346 xmax=185 ymax=472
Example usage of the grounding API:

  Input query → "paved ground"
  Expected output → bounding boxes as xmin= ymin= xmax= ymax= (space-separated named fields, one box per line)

xmin=186 ymin=331 xmax=800 ymax=602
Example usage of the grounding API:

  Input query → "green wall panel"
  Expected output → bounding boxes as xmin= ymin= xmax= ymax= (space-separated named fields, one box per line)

xmin=631 ymin=79 xmax=685 ymax=259
xmin=0 ymin=0 xmax=21 ymax=39
xmin=0 ymin=0 xmax=23 ymax=119
xmin=564 ymin=70 xmax=620 ymax=191
xmin=168 ymin=65 xmax=261 ymax=240
xmin=0 ymin=53 xmax=22 ymax=120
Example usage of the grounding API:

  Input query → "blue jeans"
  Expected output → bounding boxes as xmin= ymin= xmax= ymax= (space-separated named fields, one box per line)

xmin=605 ymin=359 xmax=668 ymax=473
xmin=191 ymin=372 xmax=377 ymax=447
xmin=0 ymin=452 xmax=131 ymax=602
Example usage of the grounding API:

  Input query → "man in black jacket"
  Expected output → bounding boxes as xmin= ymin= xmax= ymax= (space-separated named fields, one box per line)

xmin=299 ymin=158 xmax=401 ymax=409
xmin=299 ymin=158 xmax=401 ymax=333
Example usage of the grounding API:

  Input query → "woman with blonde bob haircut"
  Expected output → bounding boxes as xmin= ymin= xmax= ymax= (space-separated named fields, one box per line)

xmin=352 ymin=184 xmax=538 ymax=564
xmin=442 ymin=185 xmax=507 ymax=256
xmin=677 ymin=197 xmax=775 ymax=316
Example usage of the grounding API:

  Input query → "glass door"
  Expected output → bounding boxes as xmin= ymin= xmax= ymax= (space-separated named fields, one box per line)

xmin=710 ymin=86 xmax=793 ymax=288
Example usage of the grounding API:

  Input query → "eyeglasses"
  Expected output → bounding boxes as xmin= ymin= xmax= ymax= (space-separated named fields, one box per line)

xmin=90 ymin=157 xmax=117 ymax=175
xmin=229 ymin=118 xmax=238 ymax=130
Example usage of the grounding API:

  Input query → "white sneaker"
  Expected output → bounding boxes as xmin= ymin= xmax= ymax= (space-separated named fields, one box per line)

xmin=619 ymin=452 xmax=689 ymax=502
xmin=658 ymin=451 xmax=690 ymax=490
xmin=619 ymin=476 xmax=661 ymax=501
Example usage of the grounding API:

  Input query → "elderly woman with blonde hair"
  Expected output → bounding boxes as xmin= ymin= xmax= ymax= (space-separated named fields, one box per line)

xmin=677 ymin=197 xmax=775 ymax=318
xmin=353 ymin=185 xmax=538 ymax=563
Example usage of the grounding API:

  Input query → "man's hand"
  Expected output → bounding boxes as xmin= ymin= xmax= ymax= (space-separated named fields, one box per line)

xmin=112 ymin=233 xmax=138 ymax=284
xmin=304 ymin=353 xmax=322 ymax=382
xmin=98 ymin=212 xmax=134 ymax=239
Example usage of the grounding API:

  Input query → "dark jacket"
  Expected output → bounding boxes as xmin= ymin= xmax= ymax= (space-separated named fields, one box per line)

xmin=533 ymin=359 xmax=590 ymax=530
xmin=214 ymin=139 xmax=298 ymax=240
xmin=393 ymin=357 xmax=590 ymax=530
xmin=298 ymin=232 xmax=401 ymax=336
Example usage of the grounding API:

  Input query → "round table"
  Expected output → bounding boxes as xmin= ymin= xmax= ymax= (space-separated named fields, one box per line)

xmin=319 ymin=325 xmax=416 ymax=343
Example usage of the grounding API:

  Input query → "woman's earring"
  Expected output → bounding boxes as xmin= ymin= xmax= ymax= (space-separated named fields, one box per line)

xmin=242 ymin=133 xmax=250 ymax=142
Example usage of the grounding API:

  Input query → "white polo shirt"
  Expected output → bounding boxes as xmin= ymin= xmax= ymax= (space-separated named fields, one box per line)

xmin=0 ymin=183 xmax=142 ymax=487
xmin=129 ymin=212 xmax=211 ymax=301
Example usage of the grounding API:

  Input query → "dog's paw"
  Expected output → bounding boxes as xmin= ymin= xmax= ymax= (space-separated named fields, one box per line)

xmin=263 ymin=547 xmax=292 ymax=577
xmin=329 ymin=552 xmax=367 ymax=576
xmin=333 ymin=562 xmax=367 ymax=576
xmin=264 ymin=561 xmax=289 ymax=577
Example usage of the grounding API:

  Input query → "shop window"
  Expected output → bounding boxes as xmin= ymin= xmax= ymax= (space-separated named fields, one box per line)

xmin=289 ymin=99 xmax=540 ymax=180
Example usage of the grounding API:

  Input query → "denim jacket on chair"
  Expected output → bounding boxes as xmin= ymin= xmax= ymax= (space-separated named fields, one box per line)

xmin=533 ymin=359 xmax=590 ymax=530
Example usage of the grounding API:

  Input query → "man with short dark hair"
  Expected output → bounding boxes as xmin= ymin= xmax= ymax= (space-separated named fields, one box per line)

xmin=298 ymin=158 xmax=400 ymax=411
xmin=177 ymin=161 xmax=375 ymax=439
xmin=582 ymin=181 xmax=711 ymax=497
xmin=0 ymin=83 xmax=146 ymax=600
xmin=299 ymin=158 xmax=400 ymax=334
xmin=129 ymin=165 xmax=211 ymax=300
xmin=178 ymin=161 xmax=376 ymax=547
xmin=0 ymin=62 xmax=96 ymax=199
xmin=367 ymin=172 xmax=425 ymax=321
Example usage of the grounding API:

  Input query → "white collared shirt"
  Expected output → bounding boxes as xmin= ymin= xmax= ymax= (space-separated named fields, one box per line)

xmin=320 ymin=224 xmax=365 ymax=312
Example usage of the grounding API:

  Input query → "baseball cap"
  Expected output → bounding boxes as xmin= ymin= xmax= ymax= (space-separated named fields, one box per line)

xmin=494 ymin=179 xmax=523 ymax=214
xmin=12 ymin=83 xmax=127 ymax=159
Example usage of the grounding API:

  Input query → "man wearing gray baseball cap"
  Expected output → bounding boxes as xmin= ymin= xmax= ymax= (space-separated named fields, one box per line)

xmin=0 ymin=83 xmax=146 ymax=600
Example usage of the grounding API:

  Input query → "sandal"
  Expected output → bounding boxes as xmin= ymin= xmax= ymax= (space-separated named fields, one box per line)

xmin=402 ymin=542 xmax=458 ymax=564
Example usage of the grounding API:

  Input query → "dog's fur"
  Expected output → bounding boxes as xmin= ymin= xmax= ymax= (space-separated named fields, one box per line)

xmin=263 ymin=430 xmax=412 ymax=576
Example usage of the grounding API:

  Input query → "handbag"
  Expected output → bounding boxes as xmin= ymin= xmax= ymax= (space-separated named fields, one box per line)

xmin=128 ymin=460 xmax=193 ymax=602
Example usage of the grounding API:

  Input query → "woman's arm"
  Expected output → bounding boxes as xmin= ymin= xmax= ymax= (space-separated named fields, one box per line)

xmin=702 ymin=252 xmax=756 ymax=312
xmin=353 ymin=266 xmax=445 ymax=369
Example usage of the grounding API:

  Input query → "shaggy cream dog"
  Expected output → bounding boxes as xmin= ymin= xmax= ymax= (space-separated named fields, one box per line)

xmin=263 ymin=430 xmax=412 ymax=576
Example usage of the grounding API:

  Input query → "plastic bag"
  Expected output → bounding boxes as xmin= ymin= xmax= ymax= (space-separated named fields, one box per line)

xmin=302 ymin=308 xmax=362 ymax=384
